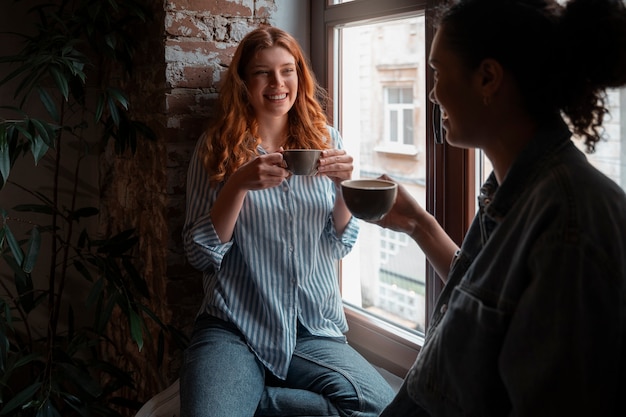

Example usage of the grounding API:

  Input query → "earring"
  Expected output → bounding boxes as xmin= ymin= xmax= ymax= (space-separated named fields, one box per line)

xmin=482 ymin=95 xmax=492 ymax=106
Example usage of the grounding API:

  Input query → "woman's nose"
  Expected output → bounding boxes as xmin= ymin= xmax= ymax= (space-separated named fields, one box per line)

xmin=270 ymin=71 xmax=284 ymax=86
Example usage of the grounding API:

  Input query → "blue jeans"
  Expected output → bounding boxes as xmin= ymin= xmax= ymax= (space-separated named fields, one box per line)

xmin=179 ymin=316 xmax=395 ymax=417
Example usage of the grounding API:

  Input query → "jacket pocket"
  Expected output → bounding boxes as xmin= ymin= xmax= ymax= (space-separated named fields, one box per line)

xmin=407 ymin=285 xmax=511 ymax=417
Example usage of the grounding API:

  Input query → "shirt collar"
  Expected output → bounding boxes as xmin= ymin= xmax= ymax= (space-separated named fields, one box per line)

xmin=481 ymin=118 xmax=573 ymax=221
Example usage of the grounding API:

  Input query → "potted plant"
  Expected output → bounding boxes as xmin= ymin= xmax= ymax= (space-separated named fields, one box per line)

xmin=0 ymin=1 xmax=182 ymax=415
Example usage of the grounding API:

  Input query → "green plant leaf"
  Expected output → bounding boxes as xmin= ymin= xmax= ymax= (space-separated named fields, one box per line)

xmin=73 ymin=260 xmax=93 ymax=282
xmin=14 ymin=66 xmax=45 ymax=103
xmin=0 ymin=126 xmax=9 ymax=183
xmin=108 ymin=98 xmax=120 ymax=126
xmin=104 ymin=33 xmax=117 ymax=50
xmin=0 ymin=318 xmax=9 ymax=373
xmin=37 ymin=86 xmax=60 ymax=122
xmin=13 ymin=352 xmax=42 ymax=370
xmin=0 ymin=381 xmax=41 ymax=415
xmin=95 ymin=94 xmax=105 ymax=122
xmin=77 ymin=229 xmax=89 ymax=249
xmin=36 ymin=400 xmax=62 ymax=417
xmin=49 ymin=66 xmax=69 ymax=101
xmin=2 ymin=223 xmax=24 ymax=267
xmin=60 ymin=394 xmax=88 ymax=416
xmin=132 ymin=120 xmax=157 ymax=141
xmin=30 ymin=135 xmax=50 ymax=165
xmin=15 ymin=268 xmax=35 ymax=313
xmin=0 ymin=60 xmax=31 ymax=86
xmin=23 ymin=225 xmax=41 ymax=273
xmin=13 ymin=122 xmax=34 ymax=142
xmin=29 ymin=117 xmax=56 ymax=149
xmin=129 ymin=308 xmax=144 ymax=351
xmin=13 ymin=204 xmax=56 ymax=215
xmin=95 ymin=291 xmax=118 ymax=334
xmin=107 ymin=87 xmax=128 ymax=110
xmin=70 ymin=206 xmax=99 ymax=220
xmin=122 ymin=257 xmax=149 ymax=298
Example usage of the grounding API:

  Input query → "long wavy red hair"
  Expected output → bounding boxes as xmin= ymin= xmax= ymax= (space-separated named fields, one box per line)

xmin=200 ymin=26 xmax=331 ymax=184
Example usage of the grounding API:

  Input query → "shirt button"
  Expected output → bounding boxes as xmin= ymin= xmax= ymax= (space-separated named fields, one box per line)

xmin=289 ymin=247 xmax=294 ymax=252
xmin=440 ymin=304 xmax=448 ymax=314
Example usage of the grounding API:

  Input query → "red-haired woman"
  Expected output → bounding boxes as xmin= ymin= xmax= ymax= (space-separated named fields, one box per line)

xmin=181 ymin=26 xmax=395 ymax=417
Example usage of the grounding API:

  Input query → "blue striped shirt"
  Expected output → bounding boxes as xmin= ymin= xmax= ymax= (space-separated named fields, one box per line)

xmin=183 ymin=126 xmax=359 ymax=379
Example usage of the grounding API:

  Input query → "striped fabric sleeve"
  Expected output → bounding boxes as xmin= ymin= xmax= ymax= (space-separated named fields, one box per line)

xmin=326 ymin=125 xmax=360 ymax=257
xmin=182 ymin=136 xmax=233 ymax=272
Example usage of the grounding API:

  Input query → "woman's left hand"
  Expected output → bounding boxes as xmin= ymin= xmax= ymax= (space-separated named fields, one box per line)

xmin=317 ymin=149 xmax=353 ymax=186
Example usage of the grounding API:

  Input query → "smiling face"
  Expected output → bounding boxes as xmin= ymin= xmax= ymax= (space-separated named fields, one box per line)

xmin=428 ymin=25 xmax=486 ymax=149
xmin=245 ymin=46 xmax=298 ymax=122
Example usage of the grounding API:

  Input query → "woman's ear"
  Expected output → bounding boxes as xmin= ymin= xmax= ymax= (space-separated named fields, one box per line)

xmin=477 ymin=58 xmax=504 ymax=99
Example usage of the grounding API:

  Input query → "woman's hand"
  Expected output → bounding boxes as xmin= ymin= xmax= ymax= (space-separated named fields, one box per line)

xmin=372 ymin=174 xmax=459 ymax=281
xmin=210 ymin=151 xmax=288 ymax=243
xmin=317 ymin=149 xmax=353 ymax=186
xmin=230 ymin=152 xmax=290 ymax=191
xmin=317 ymin=149 xmax=354 ymax=234
xmin=370 ymin=175 xmax=423 ymax=236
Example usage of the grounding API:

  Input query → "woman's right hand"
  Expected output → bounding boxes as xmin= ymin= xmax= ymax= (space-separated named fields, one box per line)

xmin=210 ymin=152 xmax=289 ymax=243
xmin=371 ymin=174 xmax=424 ymax=237
xmin=231 ymin=152 xmax=290 ymax=191
xmin=372 ymin=174 xmax=459 ymax=281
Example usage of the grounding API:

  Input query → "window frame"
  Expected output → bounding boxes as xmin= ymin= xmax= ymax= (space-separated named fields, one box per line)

xmin=311 ymin=0 xmax=475 ymax=377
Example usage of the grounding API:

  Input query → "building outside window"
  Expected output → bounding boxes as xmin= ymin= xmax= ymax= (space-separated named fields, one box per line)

xmin=337 ymin=14 xmax=427 ymax=334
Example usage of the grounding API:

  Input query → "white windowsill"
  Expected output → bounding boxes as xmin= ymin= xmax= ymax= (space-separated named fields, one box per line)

xmin=344 ymin=304 xmax=422 ymax=378
xmin=374 ymin=144 xmax=420 ymax=157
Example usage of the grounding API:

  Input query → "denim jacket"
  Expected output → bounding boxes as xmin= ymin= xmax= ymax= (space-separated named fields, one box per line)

xmin=384 ymin=120 xmax=626 ymax=417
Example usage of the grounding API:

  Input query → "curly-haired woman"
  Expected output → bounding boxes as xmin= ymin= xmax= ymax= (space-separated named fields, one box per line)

xmin=376 ymin=1 xmax=626 ymax=416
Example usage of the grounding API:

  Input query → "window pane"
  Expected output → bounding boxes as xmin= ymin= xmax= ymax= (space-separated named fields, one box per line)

xmin=403 ymin=108 xmax=414 ymax=145
xmin=388 ymin=88 xmax=400 ymax=104
xmin=400 ymin=87 xmax=413 ymax=104
xmin=337 ymin=15 xmax=427 ymax=334
xmin=587 ymin=87 xmax=626 ymax=189
xmin=390 ymin=110 xmax=398 ymax=142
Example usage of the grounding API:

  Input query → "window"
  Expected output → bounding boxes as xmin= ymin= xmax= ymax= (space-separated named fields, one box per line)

xmin=384 ymin=86 xmax=415 ymax=147
xmin=312 ymin=0 xmax=474 ymax=377
xmin=335 ymin=14 xmax=427 ymax=340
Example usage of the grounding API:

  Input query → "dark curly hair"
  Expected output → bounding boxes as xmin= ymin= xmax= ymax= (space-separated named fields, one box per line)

xmin=435 ymin=0 xmax=626 ymax=152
